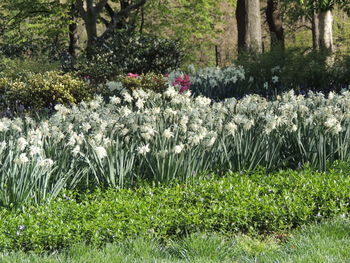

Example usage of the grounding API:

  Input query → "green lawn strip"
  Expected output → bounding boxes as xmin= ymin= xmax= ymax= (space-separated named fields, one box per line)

xmin=1 ymin=218 xmax=350 ymax=262
xmin=0 ymin=168 xmax=350 ymax=252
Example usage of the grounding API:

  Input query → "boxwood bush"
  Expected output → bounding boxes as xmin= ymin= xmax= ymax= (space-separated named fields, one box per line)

xmin=1 ymin=166 xmax=350 ymax=252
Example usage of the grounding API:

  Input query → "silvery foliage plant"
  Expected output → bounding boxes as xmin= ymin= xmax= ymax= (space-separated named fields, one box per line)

xmin=170 ymin=65 xmax=246 ymax=100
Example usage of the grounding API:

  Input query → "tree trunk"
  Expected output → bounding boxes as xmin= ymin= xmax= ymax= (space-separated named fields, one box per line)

xmin=318 ymin=10 xmax=334 ymax=52
xmin=76 ymin=0 xmax=148 ymax=54
xmin=117 ymin=0 xmax=129 ymax=29
xmin=68 ymin=4 xmax=79 ymax=57
xmin=244 ymin=0 xmax=262 ymax=53
xmin=85 ymin=9 xmax=98 ymax=57
xmin=76 ymin=0 xmax=108 ymax=56
xmin=139 ymin=5 xmax=144 ymax=34
xmin=236 ymin=0 xmax=246 ymax=53
xmin=68 ymin=23 xmax=78 ymax=57
xmin=100 ymin=0 xmax=148 ymax=40
xmin=266 ymin=0 xmax=284 ymax=50
xmin=312 ymin=10 xmax=320 ymax=50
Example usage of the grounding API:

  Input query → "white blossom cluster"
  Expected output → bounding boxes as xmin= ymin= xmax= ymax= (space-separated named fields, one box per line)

xmin=1 ymin=87 xmax=350 ymax=188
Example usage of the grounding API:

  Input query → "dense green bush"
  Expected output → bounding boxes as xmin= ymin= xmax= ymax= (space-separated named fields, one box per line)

xmin=77 ymin=31 xmax=183 ymax=83
xmin=237 ymin=48 xmax=350 ymax=95
xmin=118 ymin=73 xmax=168 ymax=93
xmin=0 ymin=71 xmax=93 ymax=110
xmin=178 ymin=49 xmax=350 ymax=100
xmin=1 ymin=167 xmax=350 ymax=252
xmin=0 ymin=57 xmax=60 ymax=79
xmin=98 ymin=73 xmax=169 ymax=100
xmin=128 ymin=36 xmax=182 ymax=74
xmin=332 ymin=54 xmax=350 ymax=87
xmin=0 ymin=43 xmax=37 ymax=59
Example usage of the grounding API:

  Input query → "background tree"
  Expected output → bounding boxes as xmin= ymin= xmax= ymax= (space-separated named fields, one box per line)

xmin=139 ymin=0 xmax=236 ymax=66
xmin=236 ymin=0 xmax=262 ymax=54
xmin=284 ymin=0 xmax=350 ymax=52
xmin=236 ymin=0 xmax=246 ymax=52
xmin=245 ymin=0 xmax=262 ymax=53
xmin=306 ymin=0 xmax=335 ymax=52
xmin=68 ymin=2 xmax=79 ymax=57
xmin=266 ymin=0 xmax=285 ymax=50
xmin=75 ymin=0 xmax=148 ymax=55
xmin=1 ymin=0 xmax=72 ymax=57
xmin=1 ymin=0 xmax=349 ymax=67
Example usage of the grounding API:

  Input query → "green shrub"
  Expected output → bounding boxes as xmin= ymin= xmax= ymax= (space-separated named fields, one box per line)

xmin=0 ymin=71 xmax=93 ymax=110
xmin=76 ymin=52 xmax=121 ymax=85
xmin=118 ymin=73 xmax=168 ymax=93
xmin=0 ymin=57 xmax=60 ymax=79
xmin=0 ymin=168 xmax=350 ymax=252
xmin=76 ymin=31 xmax=183 ymax=83
xmin=178 ymin=48 xmax=350 ymax=100
xmin=331 ymin=53 xmax=350 ymax=87
xmin=0 ymin=43 xmax=37 ymax=59
xmin=98 ymin=73 xmax=169 ymax=99
xmin=236 ymin=48 xmax=339 ymax=95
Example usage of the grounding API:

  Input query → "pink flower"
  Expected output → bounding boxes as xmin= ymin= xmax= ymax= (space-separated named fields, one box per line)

xmin=179 ymin=86 xmax=189 ymax=93
xmin=172 ymin=74 xmax=192 ymax=93
xmin=127 ymin=73 xmax=139 ymax=78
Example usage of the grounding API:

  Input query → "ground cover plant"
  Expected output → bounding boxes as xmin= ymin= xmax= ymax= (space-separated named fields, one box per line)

xmin=0 ymin=168 xmax=350 ymax=252
xmin=2 ymin=87 xmax=350 ymax=207
xmin=1 ymin=218 xmax=350 ymax=262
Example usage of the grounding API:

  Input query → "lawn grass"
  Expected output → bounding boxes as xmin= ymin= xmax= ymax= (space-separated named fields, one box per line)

xmin=1 ymin=217 xmax=349 ymax=263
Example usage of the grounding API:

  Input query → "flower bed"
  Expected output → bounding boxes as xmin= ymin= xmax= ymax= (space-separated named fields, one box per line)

xmin=1 ymin=88 xmax=350 ymax=207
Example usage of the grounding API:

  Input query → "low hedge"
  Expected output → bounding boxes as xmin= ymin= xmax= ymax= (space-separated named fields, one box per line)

xmin=1 ymin=167 xmax=350 ymax=252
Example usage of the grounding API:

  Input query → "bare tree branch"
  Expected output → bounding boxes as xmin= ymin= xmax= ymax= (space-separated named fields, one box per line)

xmin=101 ymin=0 xmax=149 ymax=38
xmin=99 ymin=16 xmax=110 ymax=26
xmin=95 ymin=0 xmax=109 ymax=14
xmin=104 ymin=2 xmax=115 ymax=18
xmin=76 ymin=0 xmax=87 ymax=21
xmin=114 ymin=0 xmax=148 ymax=19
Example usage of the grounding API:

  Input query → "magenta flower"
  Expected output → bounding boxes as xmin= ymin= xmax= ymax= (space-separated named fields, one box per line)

xmin=127 ymin=73 xmax=139 ymax=78
xmin=172 ymin=74 xmax=192 ymax=93
xmin=179 ymin=86 xmax=189 ymax=93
